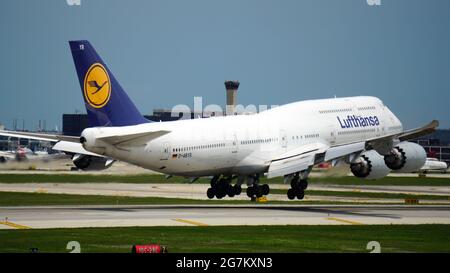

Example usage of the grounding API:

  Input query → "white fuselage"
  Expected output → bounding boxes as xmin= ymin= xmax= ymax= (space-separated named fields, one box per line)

xmin=82 ymin=96 xmax=403 ymax=177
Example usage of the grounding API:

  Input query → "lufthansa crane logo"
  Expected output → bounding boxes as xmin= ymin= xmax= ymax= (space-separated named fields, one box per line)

xmin=83 ymin=63 xmax=111 ymax=108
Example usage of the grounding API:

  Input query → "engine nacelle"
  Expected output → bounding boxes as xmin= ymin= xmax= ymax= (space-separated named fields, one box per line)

xmin=383 ymin=142 xmax=426 ymax=173
xmin=350 ymin=150 xmax=391 ymax=180
xmin=72 ymin=154 xmax=114 ymax=171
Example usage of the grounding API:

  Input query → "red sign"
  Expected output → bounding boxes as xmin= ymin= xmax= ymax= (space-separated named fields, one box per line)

xmin=131 ymin=244 xmax=167 ymax=253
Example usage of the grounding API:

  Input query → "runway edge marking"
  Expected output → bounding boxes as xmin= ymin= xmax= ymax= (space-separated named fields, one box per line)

xmin=326 ymin=217 xmax=363 ymax=225
xmin=0 ymin=221 xmax=31 ymax=229
xmin=172 ymin=218 xmax=209 ymax=227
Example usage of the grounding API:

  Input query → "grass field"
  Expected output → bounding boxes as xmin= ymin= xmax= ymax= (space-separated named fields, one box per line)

xmin=0 ymin=173 xmax=450 ymax=186
xmin=0 ymin=191 xmax=447 ymax=207
xmin=0 ymin=224 xmax=449 ymax=253
xmin=0 ymin=191 xmax=362 ymax=206
xmin=271 ymin=189 xmax=450 ymax=200
xmin=0 ymin=191 xmax=448 ymax=206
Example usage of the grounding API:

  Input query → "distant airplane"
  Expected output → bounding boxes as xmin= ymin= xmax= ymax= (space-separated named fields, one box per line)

xmin=0 ymin=147 xmax=53 ymax=162
xmin=419 ymin=158 xmax=448 ymax=173
xmin=0 ymin=40 xmax=439 ymax=200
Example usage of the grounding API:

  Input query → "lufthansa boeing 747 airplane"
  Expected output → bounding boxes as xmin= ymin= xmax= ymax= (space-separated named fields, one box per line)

xmin=0 ymin=40 xmax=439 ymax=200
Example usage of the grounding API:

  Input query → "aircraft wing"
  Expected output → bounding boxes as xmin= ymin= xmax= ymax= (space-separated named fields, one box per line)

xmin=266 ymin=141 xmax=366 ymax=178
xmin=0 ymin=130 xmax=101 ymax=159
xmin=266 ymin=120 xmax=438 ymax=178
xmin=397 ymin=120 xmax=439 ymax=141
xmin=267 ymin=143 xmax=329 ymax=178
xmin=365 ymin=120 xmax=439 ymax=145
xmin=0 ymin=130 xmax=79 ymax=143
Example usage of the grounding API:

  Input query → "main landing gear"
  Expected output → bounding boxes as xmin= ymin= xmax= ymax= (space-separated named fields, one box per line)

xmin=246 ymin=174 xmax=270 ymax=199
xmin=207 ymin=176 xmax=242 ymax=199
xmin=206 ymin=174 xmax=270 ymax=200
xmin=286 ymin=173 xmax=308 ymax=200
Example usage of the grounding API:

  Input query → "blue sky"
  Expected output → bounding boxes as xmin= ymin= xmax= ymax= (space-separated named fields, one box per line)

xmin=0 ymin=0 xmax=449 ymax=131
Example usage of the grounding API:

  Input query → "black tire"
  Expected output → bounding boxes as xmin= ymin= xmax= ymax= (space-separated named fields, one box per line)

xmin=261 ymin=184 xmax=270 ymax=195
xmin=255 ymin=186 xmax=263 ymax=198
xmin=246 ymin=187 xmax=254 ymax=198
xmin=227 ymin=186 xmax=235 ymax=197
xmin=287 ymin=188 xmax=296 ymax=200
xmin=296 ymin=190 xmax=305 ymax=200
xmin=216 ymin=188 xmax=226 ymax=199
xmin=234 ymin=185 xmax=242 ymax=195
xmin=206 ymin=188 xmax=215 ymax=199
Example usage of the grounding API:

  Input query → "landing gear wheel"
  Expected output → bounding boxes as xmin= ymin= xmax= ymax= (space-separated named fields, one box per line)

xmin=261 ymin=184 xmax=270 ymax=196
xmin=246 ymin=187 xmax=254 ymax=198
xmin=287 ymin=175 xmax=308 ymax=200
xmin=234 ymin=185 xmax=242 ymax=195
xmin=296 ymin=190 xmax=305 ymax=200
xmin=216 ymin=187 xmax=226 ymax=199
xmin=206 ymin=188 xmax=215 ymax=199
xmin=255 ymin=186 xmax=263 ymax=198
xmin=287 ymin=188 xmax=296 ymax=200
xmin=227 ymin=185 xmax=235 ymax=197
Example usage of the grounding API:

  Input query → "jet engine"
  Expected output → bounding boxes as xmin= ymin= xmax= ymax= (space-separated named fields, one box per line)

xmin=383 ymin=142 xmax=426 ymax=172
xmin=72 ymin=154 xmax=114 ymax=171
xmin=350 ymin=150 xmax=390 ymax=179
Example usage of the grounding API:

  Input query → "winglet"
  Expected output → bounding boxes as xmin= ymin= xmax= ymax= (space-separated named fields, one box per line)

xmin=399 ymin=120 xmax=439 ymax=141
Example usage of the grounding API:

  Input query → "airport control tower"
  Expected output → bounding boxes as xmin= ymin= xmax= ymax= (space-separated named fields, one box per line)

xmin=224 ymin=80 xmax=240 ymax=115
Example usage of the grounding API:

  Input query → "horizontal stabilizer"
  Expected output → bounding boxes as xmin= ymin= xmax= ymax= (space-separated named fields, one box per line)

xmin=52 ymin=141 xmax=103 ymax=157
xmin=97 ymin=130 xmax=171 ymax=146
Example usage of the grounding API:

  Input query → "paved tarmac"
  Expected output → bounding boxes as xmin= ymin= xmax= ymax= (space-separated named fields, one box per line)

xmin=1 ymin=205 xmax=449 ymax=229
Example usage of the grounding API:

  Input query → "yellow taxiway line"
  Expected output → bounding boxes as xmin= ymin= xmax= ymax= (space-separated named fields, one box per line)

xmin=172 ymin=218 xmax=209 ymax=226
xmin=0 ymin=221 xmax=31 ymax=229
xmin=326 ymin=217 xmax=363 ymax=225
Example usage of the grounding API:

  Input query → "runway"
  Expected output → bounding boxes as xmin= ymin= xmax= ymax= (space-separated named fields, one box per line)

xmin=1 ymin=205 xmax=449 ymax=229
xmin=1 ymin=182 xmax=449 ymax=204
